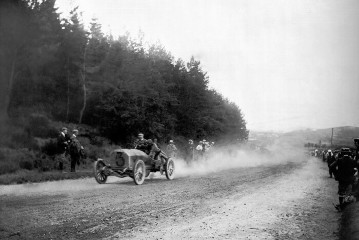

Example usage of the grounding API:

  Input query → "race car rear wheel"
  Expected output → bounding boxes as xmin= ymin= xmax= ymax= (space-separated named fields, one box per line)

xmin=165 ymin=158 xmax=175 ymax=180
xmin=133 ymin=160 xmax=146 ymax=185
xmin=94 ymin=160 xmax=107 ymax=184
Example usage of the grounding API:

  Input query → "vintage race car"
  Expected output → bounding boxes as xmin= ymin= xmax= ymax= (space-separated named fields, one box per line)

xmin=93 ymin=148 xmax=175 ymax=185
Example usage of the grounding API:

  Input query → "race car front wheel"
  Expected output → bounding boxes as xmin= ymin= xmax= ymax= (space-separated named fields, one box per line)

xmin=133 ymin=160 xmax=146 ymax=185
xmin=94 ymin=160 xmax=108 ymax=184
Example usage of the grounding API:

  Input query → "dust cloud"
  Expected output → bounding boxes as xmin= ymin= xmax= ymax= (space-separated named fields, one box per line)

xmin=174 ymin=141 xmax=307 ymax=178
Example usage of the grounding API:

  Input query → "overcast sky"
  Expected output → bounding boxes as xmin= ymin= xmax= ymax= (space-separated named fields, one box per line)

xmin=56 ymin=0 xmax=359 ymax=132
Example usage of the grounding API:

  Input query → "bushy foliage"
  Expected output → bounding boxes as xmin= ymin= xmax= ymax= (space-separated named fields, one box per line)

xmin=41 ymin=139 xmax=59 ymax=156
xmin=19 ymin=159 xmax=34 ymax=170
xmin=0 ymin=150 xmax=18 ymax=174
xmin=26 ymin=114 xmax=58 ymax=138
xmin=0 ymin=148 xmax=39 ymax=174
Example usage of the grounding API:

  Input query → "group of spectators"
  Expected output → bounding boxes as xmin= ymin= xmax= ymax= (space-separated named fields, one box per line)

xmin=184 ymin=139 xmax=215 ymax=163
xmin=320 ymin=139 xmax=359 ymax=211
xmin=57 ymin=127 xmax=85 ymax=172
xmin=133 ymin=133 xmax=214 ymax=163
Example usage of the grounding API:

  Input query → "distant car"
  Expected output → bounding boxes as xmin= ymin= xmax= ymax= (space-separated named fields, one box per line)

xmin=94 ymin=149 xmax=175 ymax=185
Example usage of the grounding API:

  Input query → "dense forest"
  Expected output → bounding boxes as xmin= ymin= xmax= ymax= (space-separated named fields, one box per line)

xmin=0 ymin=0 xmax=248 ymax=151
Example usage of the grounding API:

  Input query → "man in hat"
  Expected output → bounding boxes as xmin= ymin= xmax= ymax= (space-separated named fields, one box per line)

xmin=166 ymin=140 xmax=177 ymax=158
xmin=196 ymin=141 xmax=203 ymax=160
xmin=69 ymin=129 xmax=83 ymax=172
xmin=201 ymin=140 xmax=211 ymax=160
xmin=185 ymin=139 xmax=195 ymax=163
xmin=354 ymin=138 xmax=359 ymax=165
xmin=331 ymin=148 xmax=357 ymax=210
xmin=134 ymin=133 xmax=149 ymax=154
xmin=57 ymin=127 xmax=70 ymax=171
xmin=352 ymin=139 xmax=359 ymax=196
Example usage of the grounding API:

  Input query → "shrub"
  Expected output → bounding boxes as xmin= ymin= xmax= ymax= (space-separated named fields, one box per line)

xmin=33 ymin=154 xmax=55 ymax=172
xmin=90 ymin=136 xmax=108 ymax=147
xmin=10 ymin=131 xmax=39 ymax=150
xmin=26 ymin=114 xmax=58 ymax=138
xmin=41 ymin=139 xmax=59 ymax=156
xmin=19 ymin=159 xmax=34 ymax=170
xmin=0 ymin=148 xmax=37 ymax=174
xmin=17 ymin=149 xmax=36 ymax=170
xmin=0 ymin=157 xmax=19 ymax=175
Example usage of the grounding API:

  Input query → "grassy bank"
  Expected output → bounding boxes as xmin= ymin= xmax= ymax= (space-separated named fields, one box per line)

xmin=0 ymin=169 xmax=94 ymax=185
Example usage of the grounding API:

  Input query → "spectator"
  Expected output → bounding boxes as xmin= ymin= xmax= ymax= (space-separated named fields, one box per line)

xmin=326 ymin=150 xmax=336 ymax=178
xmin=331 ymin=148 xmax=356 ymax=211
xmin=185 ymin=139 xmax=195 ymax=163
xmin=57 ymin=127 xmax=70 ymax=171
xmin=69 ymin=129 xmax=83 ymax=173
xmin=166 ymin=140 xmax=177 ymax=158
xmin=196 ymin=141 xmax=204 ymax=160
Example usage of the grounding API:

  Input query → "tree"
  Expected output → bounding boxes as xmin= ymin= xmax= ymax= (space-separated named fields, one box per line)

xmin=59 ymin=7 xmax=88 ymax=122
xmin=0 ymin=0 xmax=62 ymax=123
xmin=1 ymin=2 xmax=248 ymax=146
xmin=0 ymin=0 xmax=36 ymax=128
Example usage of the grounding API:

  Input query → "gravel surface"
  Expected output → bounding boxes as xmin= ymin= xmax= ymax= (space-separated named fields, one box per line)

xmin=0 ymin=157 xmax=341 ymax=240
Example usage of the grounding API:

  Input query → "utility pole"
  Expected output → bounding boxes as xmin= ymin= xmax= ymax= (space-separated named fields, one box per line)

xmin=331 ymin=128 xmax=334 ymax=147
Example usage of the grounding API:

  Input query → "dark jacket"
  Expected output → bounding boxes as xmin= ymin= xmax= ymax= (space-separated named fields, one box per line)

xmin=134 ymin=138 xmax=151 ymax=153
xmin=134 ymin=139 xmax=147 ymax=149
xmin=330 ymin=155 xmax=356 ymax=182
xmin=57 ymin=132 xmax=69 ymax=154
xmin=327 ymin=153 xmax=335 ymax=166
xmin=69 ymin=135 xmax=82 ymax=157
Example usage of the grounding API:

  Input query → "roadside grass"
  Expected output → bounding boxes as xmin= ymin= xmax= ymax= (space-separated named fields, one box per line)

xmin=0 ymin=116 xmax=120 ymax=185
xmin=0 ymin=168 xmax=94 ymax=185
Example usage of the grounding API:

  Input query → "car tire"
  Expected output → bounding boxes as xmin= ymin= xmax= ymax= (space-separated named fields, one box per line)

xmin=133 ymin=160 xmax=146 ymax=185
xmin=165 ymin=158 xmax=175 ymax=180
xmin=94 ymin=160 xmax=107 ymax=184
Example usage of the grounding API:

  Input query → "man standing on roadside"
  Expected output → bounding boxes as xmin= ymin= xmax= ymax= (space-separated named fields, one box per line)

xmin=326 ymin=150 xmax=335 ymax=178
xmin=354 ymin=139 xmax=359 ymax=166
xmin=331 ymin=148 xmax=357 ymax=210
xmin=196 ymin=141 xmax=203 ymax=160
xmin=57 ymin=127 xmax=69 ymax=171
xmin=69 ymin=129 xmax=83 ymax=173
xmin=352 ymin=139 xmax=359 ymax=196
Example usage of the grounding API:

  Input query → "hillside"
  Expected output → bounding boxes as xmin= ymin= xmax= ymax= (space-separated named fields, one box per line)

xmin=249 ymin=126 xmax=359 ymax=150
xmin=284 ymin=126 xmax=359 ymax=147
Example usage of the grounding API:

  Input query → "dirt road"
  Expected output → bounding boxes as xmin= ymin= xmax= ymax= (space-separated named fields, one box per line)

xmin=0 ymin=157 xmax=340 ymax=240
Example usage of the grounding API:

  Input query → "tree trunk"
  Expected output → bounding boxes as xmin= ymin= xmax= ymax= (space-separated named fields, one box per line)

xmin=79 ymin=82 xmax=86 ymax=124
xmin=2 ymin=49 xmax=17 ymax=116
xmin=66 ymin=57 xmax=70 ymax=122
xmin=79 ymin=46 xmax=87 ymax=124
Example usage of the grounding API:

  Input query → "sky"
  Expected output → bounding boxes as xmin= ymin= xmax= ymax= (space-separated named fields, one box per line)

xmin=56 ymin=0 xmax=359 ymax=132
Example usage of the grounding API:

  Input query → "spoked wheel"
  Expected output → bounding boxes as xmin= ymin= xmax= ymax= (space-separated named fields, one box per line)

xmin=94 ymin=160 xmax=108 ymax=184
xmin=165 ymin=158 xmax=175 ymax=180
xmin=133 ymin=160 xmax=146 ymax=185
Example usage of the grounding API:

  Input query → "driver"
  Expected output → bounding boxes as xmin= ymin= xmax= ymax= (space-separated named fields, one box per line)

xmin=134 ymin=133 xmax=149 ymax=153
